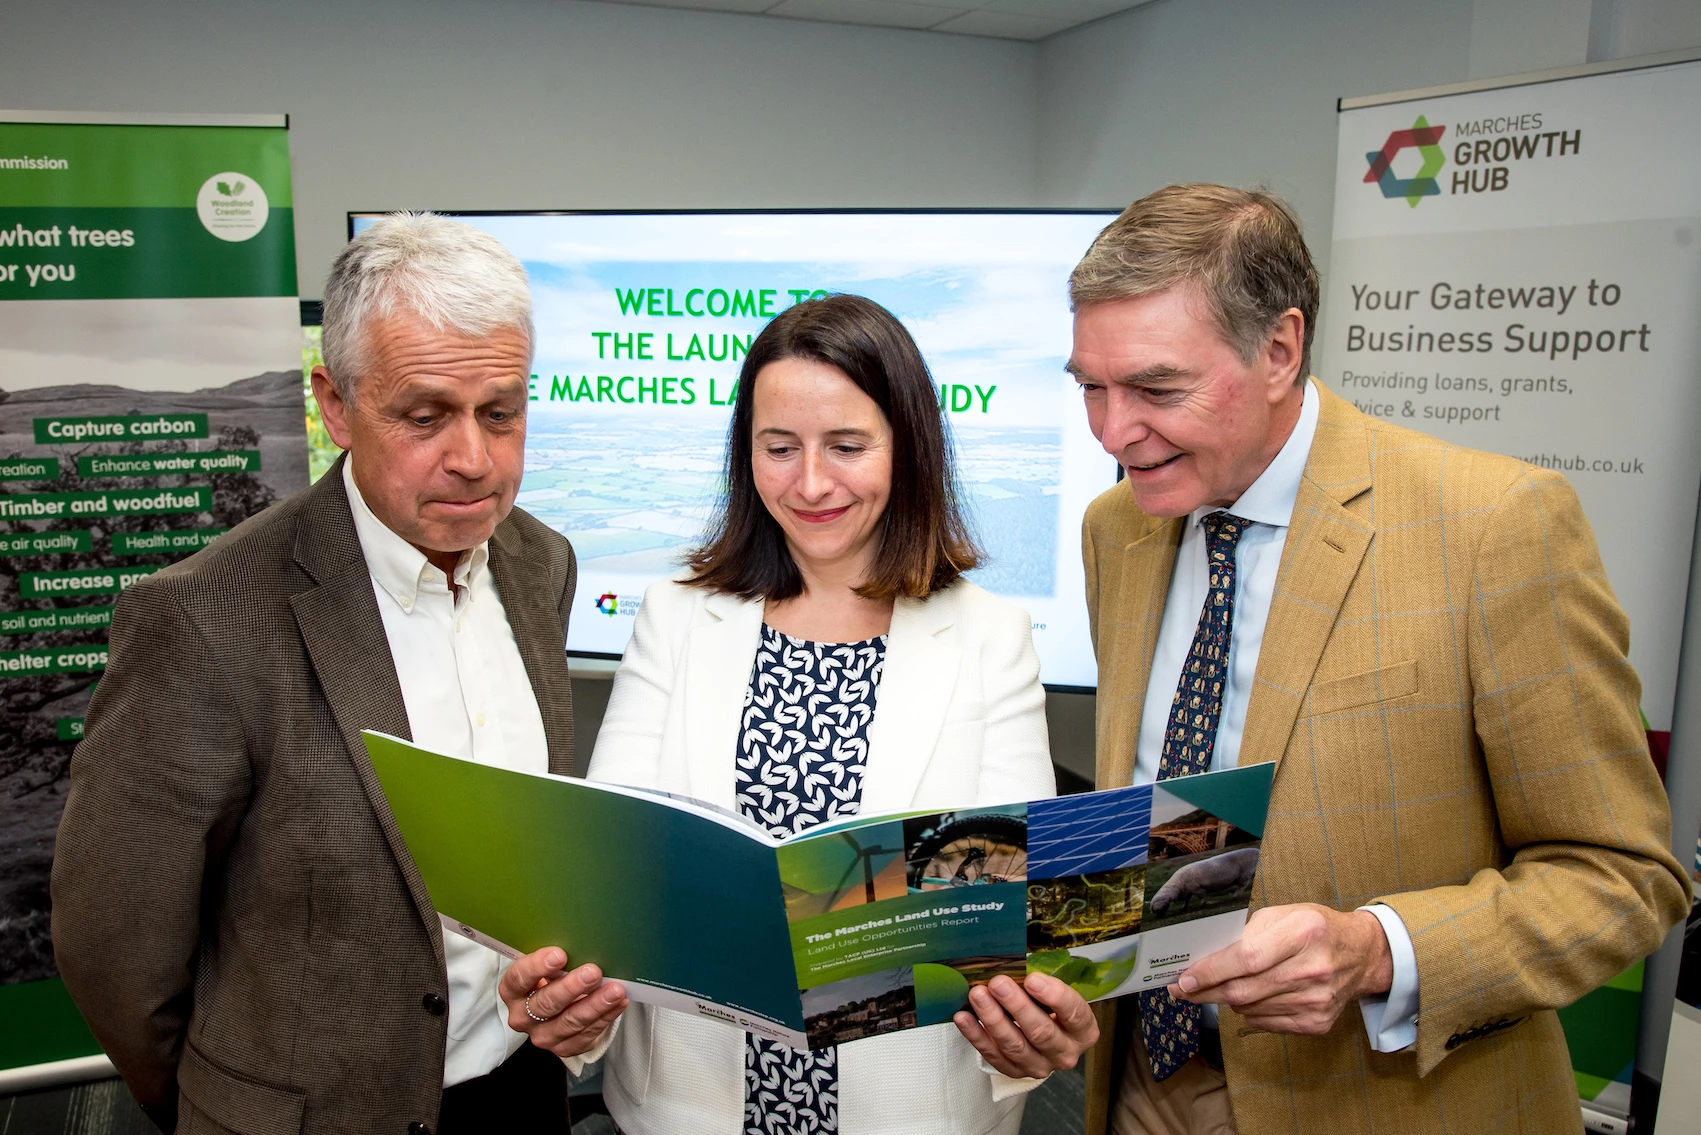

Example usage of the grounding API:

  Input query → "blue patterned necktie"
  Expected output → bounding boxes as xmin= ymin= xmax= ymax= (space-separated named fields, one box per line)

xmin=1140 ymin=510 xmax=1248 ymax=1082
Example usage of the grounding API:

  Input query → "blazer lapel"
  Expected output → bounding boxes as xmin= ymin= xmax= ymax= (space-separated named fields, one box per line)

xmin=861 ymin=591 xmax=960 ymax=813
xmin=287 ymin=459 xmax=444 ymax=966
xmin=1239 ymin=387 xmax=1374 ymax=771
xmin=489 ymin=527 xmax=576 ymax=777
xmin=1096 ymin=514 xmax=1183 ymax=790
xmin=683 ymin=591 xmax=764 ymax=808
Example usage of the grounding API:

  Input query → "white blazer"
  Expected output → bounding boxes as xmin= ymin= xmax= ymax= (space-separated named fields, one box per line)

xmin=587 ymin=576 xmax=1057 ymax=1135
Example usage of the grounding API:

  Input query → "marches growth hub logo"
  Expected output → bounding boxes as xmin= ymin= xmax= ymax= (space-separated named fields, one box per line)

xmin=593 ymin=592 xmax=641 ymax=617
xmin=1364 ymin=110 xmax=1582 ymax=204
xmin=1364 ymin=115 xmax=1446 ymax=208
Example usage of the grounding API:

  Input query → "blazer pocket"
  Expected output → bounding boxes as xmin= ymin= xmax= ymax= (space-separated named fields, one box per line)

xmin=1307 ymin=659 xmax=1419 ymax=717
xmin=178 ymin=1039 xmax=305 ymax=1135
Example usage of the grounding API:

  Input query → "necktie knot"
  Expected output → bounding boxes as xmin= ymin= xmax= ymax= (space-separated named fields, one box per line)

xmin=1202 ymin=510 xmax=1248 ymax=549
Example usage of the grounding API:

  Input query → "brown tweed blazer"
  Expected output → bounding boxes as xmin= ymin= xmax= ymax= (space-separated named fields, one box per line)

xmin=52 ymin=456 xmax=578 ymax=1134
xmin=1081 ymin=384 xmax=1688 ymax=1135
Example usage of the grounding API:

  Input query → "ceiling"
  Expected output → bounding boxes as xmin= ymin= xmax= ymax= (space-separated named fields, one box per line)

xmin=589 ymin=0 xmax=1156 ymax=41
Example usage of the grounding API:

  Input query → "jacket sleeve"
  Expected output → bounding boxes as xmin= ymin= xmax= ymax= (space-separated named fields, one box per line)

xmin=556 ymin=535 xmax=579 ymax=639
xmin=965 ymin=593 xmax=1055 ymax=1100
xmin=1376 ymin=467 xmax=1690 ymax=1075
xmin=50 ymin=579 xmax=251 ymax=1123
xmin=971 ymin=594 xmax=1055 ymax=808
xmin=585 ymin=580 xmax=683 ymax=790
xmin=1084 ymin=507 xmax=1101 ymax=657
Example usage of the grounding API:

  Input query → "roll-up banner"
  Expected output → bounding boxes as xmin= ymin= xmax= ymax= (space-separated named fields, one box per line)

xmin=1323 ymin=52 xmax=1701 ymax=1133
xmin=0 ymin=112 xmax=303 ymax=1089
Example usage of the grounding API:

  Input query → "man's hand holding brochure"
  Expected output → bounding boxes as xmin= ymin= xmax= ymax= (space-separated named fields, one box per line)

xmin=365 ymin=731 xmax=1275 ymax=1053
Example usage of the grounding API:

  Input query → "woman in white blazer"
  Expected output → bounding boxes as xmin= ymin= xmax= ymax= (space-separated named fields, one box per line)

xmin=575 ymin=295 xmax=1099 ymax=1135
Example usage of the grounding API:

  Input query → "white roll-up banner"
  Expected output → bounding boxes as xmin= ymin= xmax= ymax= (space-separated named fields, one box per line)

xmin=1323 ymin=53 xmax=1701 ymax=1129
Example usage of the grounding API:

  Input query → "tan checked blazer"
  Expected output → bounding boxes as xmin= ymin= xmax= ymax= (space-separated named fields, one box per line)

xmin=1082 ymin=383 xmax=1688 ymax=1135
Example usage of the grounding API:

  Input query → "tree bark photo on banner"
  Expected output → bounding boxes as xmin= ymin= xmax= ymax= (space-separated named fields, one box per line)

xmin=0 ymin=111 xmax=303 ymax=1087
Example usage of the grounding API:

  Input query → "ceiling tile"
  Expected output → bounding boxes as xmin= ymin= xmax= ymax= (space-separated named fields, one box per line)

xmin=931 ymin=9 xmax=1074 ymax=39
xmin=764 ymin=0 xmax=967 ymax=30
xmin=603 ymin=0 xmax=776 ymax=11
xmin=584 ymin=0 xmax=1156 ymax=37
xmin=977 ymin=0 xmax=1151 ymax=20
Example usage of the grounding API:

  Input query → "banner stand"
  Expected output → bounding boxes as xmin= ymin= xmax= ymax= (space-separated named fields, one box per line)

xmin=1645 ymin=477 xmax=1701 ymax=1133
xmin=0 ymin=110 xmax=303 ymax=1092
xmin=0 ymin=1054 xmax=113 ymax=1094
xmin=1328 ymin=48 xmax=1701 ymax=1134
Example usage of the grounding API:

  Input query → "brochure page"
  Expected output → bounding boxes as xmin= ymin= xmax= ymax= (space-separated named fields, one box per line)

xmin=364 ymin=731 xmax=807 ymax=1045
xmin=365 ymin=731 xmax=1274 ymax=1050
xmin=778 ymin=766 xmax=1275 ymax=1048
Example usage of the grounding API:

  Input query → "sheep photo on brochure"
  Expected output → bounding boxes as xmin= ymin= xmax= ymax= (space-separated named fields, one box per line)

xmin=366 ymin=731 xmax=1274 ymax=1050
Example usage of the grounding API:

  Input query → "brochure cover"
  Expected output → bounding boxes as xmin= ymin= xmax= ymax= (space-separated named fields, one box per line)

xmin=364 ymin=731 xmax=1274 ymax=1050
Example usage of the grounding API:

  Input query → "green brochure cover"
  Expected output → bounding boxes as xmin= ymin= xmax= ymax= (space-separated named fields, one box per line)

xmin=364 ymin=731 xmax=1275 ymax=1050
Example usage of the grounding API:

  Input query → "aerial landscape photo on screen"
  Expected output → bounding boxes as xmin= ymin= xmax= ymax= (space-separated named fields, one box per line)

xmin=355 ymin=211 xmax=1118 ymax=687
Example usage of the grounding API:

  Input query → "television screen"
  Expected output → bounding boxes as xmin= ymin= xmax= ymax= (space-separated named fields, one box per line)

xmin=349 ymin=210 xmax=1119 ymax=689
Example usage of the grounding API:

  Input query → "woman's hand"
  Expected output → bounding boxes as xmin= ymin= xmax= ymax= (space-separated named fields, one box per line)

xmin=953 ymin=972 xmax=1100 ymax=1080
xmin=500 ymin=946 xmax=629 ymax=1058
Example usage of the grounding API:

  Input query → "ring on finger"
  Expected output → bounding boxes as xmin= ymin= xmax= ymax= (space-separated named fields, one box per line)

xmin=524 ymin=990 xmax=556 ymax=1024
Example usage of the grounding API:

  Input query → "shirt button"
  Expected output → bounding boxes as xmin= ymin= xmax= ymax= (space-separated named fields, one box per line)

xmin=421 ymin=993 xmax=446 ymax=1016
xmin=476 ymin=712 xmax=486 ymax=728
xmin=399 ymin=596 xmax=413 ymax=611
xmin=456 ymin=619 xmax=464 ymax=634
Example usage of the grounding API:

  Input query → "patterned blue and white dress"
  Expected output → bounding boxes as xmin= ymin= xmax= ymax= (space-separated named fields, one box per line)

xmin=735 ymin=623 xmax=888 ymax=1135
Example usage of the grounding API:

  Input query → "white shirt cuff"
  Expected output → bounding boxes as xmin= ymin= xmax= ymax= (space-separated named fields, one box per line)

xmin=563 ymin=1015 xmax=618 ymax=1076
xmin=973 ymin=1051 xmax=1049 ymax=1101
xmin=1356 ymin=904 xmax=1418 ymax=1053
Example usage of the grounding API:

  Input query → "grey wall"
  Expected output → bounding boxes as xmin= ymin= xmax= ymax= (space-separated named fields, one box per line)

xmin=1035 ymin=0 xmax=1479 ymax=285
xmin=0 ymin=0 xmax=1040 ymax=298
xmin=1035 ymin=0 xmax=1701 ymax=286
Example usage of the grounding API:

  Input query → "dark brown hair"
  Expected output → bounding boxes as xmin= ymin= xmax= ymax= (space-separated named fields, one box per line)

xmin=684 ymin=294 xmax=981 ymax=602
xmin=1070 ymin=183 xmax=1320 ymax=380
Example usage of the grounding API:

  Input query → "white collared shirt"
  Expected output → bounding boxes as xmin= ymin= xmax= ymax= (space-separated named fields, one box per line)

xmin=1131 ymin=380 xmax=1419 ymax=1051
xmin=343 ymin=461 xmax=550 ymax=1086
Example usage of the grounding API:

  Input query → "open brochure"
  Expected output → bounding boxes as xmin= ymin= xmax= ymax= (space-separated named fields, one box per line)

xmin=364 ymin=731 xmax=1275 ymax=1050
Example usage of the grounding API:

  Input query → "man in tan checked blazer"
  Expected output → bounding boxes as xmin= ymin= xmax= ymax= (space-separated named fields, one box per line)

xmin=1056 ymin=185 xmax=1688 ymax=1135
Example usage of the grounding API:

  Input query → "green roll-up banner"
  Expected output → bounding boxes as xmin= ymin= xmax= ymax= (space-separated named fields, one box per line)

xmin=0 ymin=112 xmax=304 ymax=1089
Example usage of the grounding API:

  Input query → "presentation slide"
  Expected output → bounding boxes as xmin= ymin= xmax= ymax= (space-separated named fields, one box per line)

xmin=350 ymin=210 xmax=1118 ymax=688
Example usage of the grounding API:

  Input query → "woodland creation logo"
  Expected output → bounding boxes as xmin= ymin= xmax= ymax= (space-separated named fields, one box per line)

xmin=196 ymin=171 xmax=269 ymax=241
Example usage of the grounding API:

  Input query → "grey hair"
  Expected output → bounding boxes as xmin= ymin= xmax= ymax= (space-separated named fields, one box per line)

xmin=320 ymin=213 xmax=534 ymax=399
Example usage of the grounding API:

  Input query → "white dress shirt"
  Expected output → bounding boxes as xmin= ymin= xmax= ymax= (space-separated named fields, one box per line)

xmin=344 ymin=462 xmax=551 ymax=1086
xmin=1132 ymin=381 xmax=1419 ymax=1051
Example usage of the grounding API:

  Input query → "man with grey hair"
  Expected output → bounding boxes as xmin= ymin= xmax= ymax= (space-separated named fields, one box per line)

xmin=53 ymin=213 xmax=626 ymax=1135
